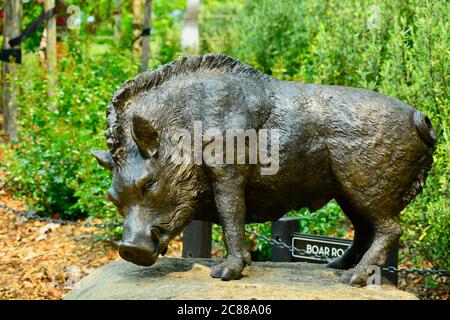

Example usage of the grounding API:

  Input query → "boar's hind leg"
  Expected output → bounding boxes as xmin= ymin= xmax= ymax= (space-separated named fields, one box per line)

xmin=209 ymin=168 xmax=251 ymax=281
xmin=349 ymin=215 xmax=402 ymax=286
xmin=327 ymin=196 xmax=373 ymax=270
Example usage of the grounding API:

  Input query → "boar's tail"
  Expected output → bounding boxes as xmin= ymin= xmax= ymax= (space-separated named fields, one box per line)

xmin=413 ymin=110 xmax=437 ymax=147
xmin=402 ymin=111 xmax=437 ymax=205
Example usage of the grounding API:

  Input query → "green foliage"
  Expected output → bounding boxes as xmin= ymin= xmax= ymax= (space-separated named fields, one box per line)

xmin=286 ymin=201 xmax=351 ymax=238
xmin=21 ymin=1 xmax=46 ymax=52
xmin=200 ymin=0 xmax=243 ymax=55
xmin=246 ymin=222 xmax=272 ymax=261
xmin=150 ymin=0 xmax=185 ymax=65
xmin=1 ymin=0 xmax=185 ymax=222
xmin=1 ymin=38 xmax=137 ymax=220
xmin=202 ymin=0 xmax=449 ymax=269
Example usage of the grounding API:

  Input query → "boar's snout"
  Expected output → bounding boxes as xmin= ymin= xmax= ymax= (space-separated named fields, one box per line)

xmin=119 ymin=242 xmax=158 ymax=267
xmin=119 ymin=218 xmax=163 ymax=266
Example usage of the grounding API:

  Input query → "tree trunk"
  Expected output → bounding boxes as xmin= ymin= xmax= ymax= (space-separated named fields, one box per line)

xmin=132 ymin=0 xmax=143 ymax=54
xmin=140 ymin=0 xmax=152 ymax=72
xmin=182 ymin=0 xmax=201 ymax=54
xmin=45 ymin=0 xmax=57 ymax=112
xmin=113 ymin=0 xmax=122 ymax=42
xmin=2 ymin=0 xmax=22 ymax=141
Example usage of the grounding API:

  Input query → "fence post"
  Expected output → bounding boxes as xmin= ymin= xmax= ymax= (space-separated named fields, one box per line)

xmin=140 ymin=0 xmax=152 ymax=72
xmin=271 ymin=217 xmax=299 ymax=262
xmin=182 ymin=220 xmax=212 ymax=258
xmin=383 ymin=241 xmax=399 ymax=286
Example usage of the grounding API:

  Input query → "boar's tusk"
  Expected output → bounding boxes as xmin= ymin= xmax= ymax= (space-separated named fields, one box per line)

xmin=149 ymin=226 xmax=161 ymax=242
xmin=106 ymin=239 xmax=122 ymax=249
xmin=90 ymin=150 xmax=114 ymax=170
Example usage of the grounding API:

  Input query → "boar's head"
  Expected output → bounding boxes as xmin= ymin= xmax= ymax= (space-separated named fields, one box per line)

xmin=91 ymin=113 xmax=208 ymax=267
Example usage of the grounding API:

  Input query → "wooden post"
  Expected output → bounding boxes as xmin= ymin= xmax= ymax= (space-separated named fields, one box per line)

xmin=2 ymin=0 xmax=22 ymax=141
xmin=113 ymin=0 xmax=122 ymax=42
xmin=180 ymin=0 xmax=208 ymax=255
xmin=182 ymin=220 xmax=212 ymax=258
xmin=383 ymin=241 xmax=399 ymax=286
xmin=140 ymin=0 xmax=152 ymax=72
xmin=182 ymin=0 xmax=200 ymax=54
xmin=271 ymin=217 xmax=299 ymax=262
xmin=45 ymin=0 xmax=57 ymax=112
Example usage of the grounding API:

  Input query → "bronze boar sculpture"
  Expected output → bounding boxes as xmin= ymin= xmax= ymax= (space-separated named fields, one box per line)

xmin=91 ymin=54 xmax=436 ymax=286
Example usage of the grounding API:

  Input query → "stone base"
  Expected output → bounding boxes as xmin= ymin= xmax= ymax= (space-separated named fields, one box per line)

xmin=64 ymin=258 xmax=417 ymax=300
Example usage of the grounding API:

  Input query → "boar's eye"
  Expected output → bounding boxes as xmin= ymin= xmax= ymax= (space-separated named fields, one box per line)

xmin=143 ymin=180 xmax=159 ymax=193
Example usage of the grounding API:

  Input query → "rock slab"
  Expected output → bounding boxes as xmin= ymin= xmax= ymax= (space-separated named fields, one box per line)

xmin=64 ymin=258 xmax=417 ymax=300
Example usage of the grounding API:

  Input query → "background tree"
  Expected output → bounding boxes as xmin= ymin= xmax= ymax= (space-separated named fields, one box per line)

xmin=182 ymin=0 xmax=200 ymax=54
xmin=113 ymin=0 xmax=122 ymax=41
xmin=2 ymin=0 xmax=22 ymax=141
xmin=140 ymin=0 xmax=152 ymax=71
xmin=132 ymin=0 xmax=143 ymax=54
xmin=44 ymin=0 xmax=57 ymax=112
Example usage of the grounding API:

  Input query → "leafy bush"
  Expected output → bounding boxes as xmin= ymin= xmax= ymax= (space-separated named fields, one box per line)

xmin=1 ymin=0 xmax=185 ymax=222
xmin=1 ymin=39 xmax=137 ymax=220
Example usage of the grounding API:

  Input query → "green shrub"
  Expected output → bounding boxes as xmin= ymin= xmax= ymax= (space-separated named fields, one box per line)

xmin=1 ymin=0 xmax=186 ymax=222
xmin=1 ymin=40 xmax=137 ymax=220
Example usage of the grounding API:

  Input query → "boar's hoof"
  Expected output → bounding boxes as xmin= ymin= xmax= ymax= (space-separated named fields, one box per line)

xmin=338 ymin=268 xmax=370 ymax=286
xmin=210 ymin=263 xmax=242 ymax=281
xmin=338 ymin=268 xmax=355 ymax=284
xmin=349 ymin=270 xmax=370 ymax=287
xmin=210 ymin=257 xmax=248 ymax=281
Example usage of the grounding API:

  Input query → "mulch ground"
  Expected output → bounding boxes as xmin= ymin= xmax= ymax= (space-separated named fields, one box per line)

xmin=0 ymin=196 xmax=115 ymax=299
xmin=0 ymin=193 xmax=181 ymax=300
xmin=0 ymin=193 xmax=447 ymax=300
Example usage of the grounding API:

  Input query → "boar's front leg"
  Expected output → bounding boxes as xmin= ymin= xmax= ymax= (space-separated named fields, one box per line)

xmin=210 ymin=168 xmax=251 ymax=281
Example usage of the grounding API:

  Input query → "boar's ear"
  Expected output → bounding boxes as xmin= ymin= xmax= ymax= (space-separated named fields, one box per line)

xmin=90 ymin=150 xmax=114 ymax=170
xmin=131 ymin=115 xmax=160 ymax=158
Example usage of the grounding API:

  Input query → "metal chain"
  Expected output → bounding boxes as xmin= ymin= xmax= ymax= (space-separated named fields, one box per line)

xmin=245 ymin=227 xmax=332 ymax=263
xmin=0 ymin=203 xmax=123 ymax=229
xmin=246 ymin=227 xmax=450 ymax=277
xmin=383 ymin=266 xmax=450 ymax=277
xmin=1 ymin=202 xmax=449 ymax=277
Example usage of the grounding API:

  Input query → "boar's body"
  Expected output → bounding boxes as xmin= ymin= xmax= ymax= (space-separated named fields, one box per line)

xmin=242 ymin=83 xmax=434 ymax=223
xmin=93 ymin=54 xmax=435 ymax=285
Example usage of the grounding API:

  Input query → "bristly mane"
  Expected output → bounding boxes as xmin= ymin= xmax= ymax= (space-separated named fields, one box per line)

xmin=106 ymin=54 xmax=267 ymax=162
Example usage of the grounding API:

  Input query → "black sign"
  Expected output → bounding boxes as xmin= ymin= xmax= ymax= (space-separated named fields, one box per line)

xmin=0 ymin=49 xmax=21 ymax=64
xmin=290 ymin=232 xmax=399 ymax=285
xmin=0 ymin=7 xmax=56 ymax=64
xmin=291 ymin=233 xmax=352 ymax=263
xmin=9 ymin=7 xmax=56 ymax=47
